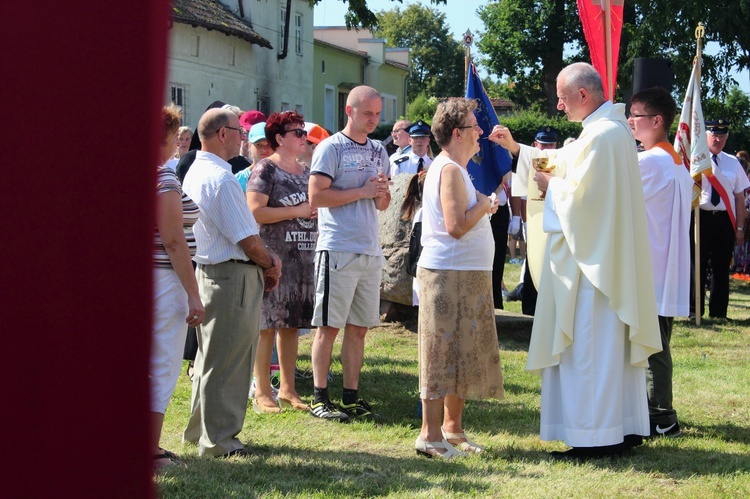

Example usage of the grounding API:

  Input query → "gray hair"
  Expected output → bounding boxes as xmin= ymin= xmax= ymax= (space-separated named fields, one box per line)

xmin=197 ymin=109 xmax=233 ymax=142
xmin=431 ymin=98 xmax=478 ymax=148
xmin=558 ymin=63 xmax=605 ymax=101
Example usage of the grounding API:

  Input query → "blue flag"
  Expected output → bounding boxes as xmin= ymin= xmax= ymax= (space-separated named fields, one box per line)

xmin=465 ymin=62 xmax=512 ymax=195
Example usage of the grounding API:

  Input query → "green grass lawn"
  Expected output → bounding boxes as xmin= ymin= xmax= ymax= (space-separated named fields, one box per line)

xmin=156 ymin=265 xmax=750 ymax=498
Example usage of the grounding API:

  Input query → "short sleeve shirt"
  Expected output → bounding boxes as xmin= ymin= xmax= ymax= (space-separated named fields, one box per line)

xmin=310 ymin=132 xmax=389 ymax=256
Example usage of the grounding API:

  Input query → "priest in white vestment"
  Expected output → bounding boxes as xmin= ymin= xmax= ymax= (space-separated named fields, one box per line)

xmin=490 ymin=63 xmax=662 ymax=460
xmin=629 ymin=87 xmax=693 ymax=438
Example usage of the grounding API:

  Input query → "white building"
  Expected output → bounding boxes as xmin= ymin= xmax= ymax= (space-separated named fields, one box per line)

xmin=167 ymin=0 xmax=314 ymax=128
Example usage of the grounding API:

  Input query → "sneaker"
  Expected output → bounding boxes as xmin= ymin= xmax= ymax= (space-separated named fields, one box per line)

xmin=310 ymin=400 xmax=350 ymax=422
xmin=339 ymin=399 xmax=374 ymax=419
xmin=650 ymin=421 xmax=681 ymax=438
xmin=509 ymin=258 xmax=522 ymax=265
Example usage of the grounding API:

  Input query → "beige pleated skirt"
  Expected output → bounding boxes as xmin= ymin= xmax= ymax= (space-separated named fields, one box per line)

xmin=416 ymin=267 xmax=505 ymax=401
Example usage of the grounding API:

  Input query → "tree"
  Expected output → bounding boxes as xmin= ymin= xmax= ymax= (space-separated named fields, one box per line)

xmin=307 ymin=0 xmax=447 ymax=30
xmin=477 ymin=0 xmax=579 ymax=116
xmin=406 ymin=93 xmax=439 ymax=123
xmin=703 ymin=86 xmax=750 ymax=153
xmin=374 ymin=4 xmax=465 ymax=101
xmin=478 ymin=0 xmax=750 ymax=116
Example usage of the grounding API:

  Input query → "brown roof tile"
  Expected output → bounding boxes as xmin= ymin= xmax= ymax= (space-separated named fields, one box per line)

xmin=172 ymin=0 xmax=272 ymax=49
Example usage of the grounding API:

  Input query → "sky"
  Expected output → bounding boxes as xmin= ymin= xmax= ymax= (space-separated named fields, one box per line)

xmin=312 ymin=0 xmax=749 ymax=93
xmin=313 ymin=0 xmax=483 ymax=39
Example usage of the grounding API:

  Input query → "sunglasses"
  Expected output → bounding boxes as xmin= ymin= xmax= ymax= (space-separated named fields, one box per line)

xmin=283 ymin=128 xmax=307 ymax=138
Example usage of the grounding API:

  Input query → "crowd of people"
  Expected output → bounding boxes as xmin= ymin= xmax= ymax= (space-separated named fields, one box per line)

xmin=149 ymin=62 xmax=749 ymax=469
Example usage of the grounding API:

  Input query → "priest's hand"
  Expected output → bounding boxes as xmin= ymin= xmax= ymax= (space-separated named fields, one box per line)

xmin=488 ymin=125 xmax=520 ymax=156
xmin=533 ymin=170 xmax=553 ymax=193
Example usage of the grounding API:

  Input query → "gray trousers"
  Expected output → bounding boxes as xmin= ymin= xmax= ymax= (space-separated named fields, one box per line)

xmin=646 ymin=315 xmax=677 ymax=426
xmin=183 ymin=261 xmax=263 ymax=456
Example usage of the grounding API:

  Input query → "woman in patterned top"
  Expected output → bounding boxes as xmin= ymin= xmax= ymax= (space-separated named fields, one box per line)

xmin=246 ymin=111 xmax=317 ymax=413
xmin=152 ymin=104 xmax=204 ymax=469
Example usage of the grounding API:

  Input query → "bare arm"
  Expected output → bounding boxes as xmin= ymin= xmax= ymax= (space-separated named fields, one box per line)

xmin=440 ymin=163 xmax=492 ymax=240
xmin=238 ymin=234 xmax=274 ymax=269
xmin=373 ymin=172 xmax=392 ymax=211
xmin=238 ymin=235 xmax=282 ymax=291
xmin=156 ymin=191 xmax=204 ymax=326
xmin=309 ymin=173 xmax=384 ymax=209
xmin=247 ymin=191 xmax=314 ymax=224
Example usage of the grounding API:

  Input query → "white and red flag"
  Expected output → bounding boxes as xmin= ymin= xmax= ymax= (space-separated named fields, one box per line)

xmin=577 ymin=0 xmax=624 ymax=101
xmin=672 ymin=50 xmax=728 ymax=220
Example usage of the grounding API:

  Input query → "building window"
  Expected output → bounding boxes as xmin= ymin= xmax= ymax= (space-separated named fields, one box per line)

xmin=256 ymin=96 xmax=270 ymax=116
xmin=381 ymin=94 xmax=397 ymax=123
xmin=281 ymin=102 xmax=290 ymax=112
xmin=322 ymin=60 xmax=326 ymax=74
xmin=279 ymin=8 xmax=286 ymax=54
xmin=170 ymin=84 xmax=187 ymax=121
xmin=229 ymin=46 xmax=236 ymax=66
xmin=324 ymin=85 xmax=335 ymax=132
xmin=295 ymin=13 xmax=303 ymax=56
xmin=295 ymin=104 xmax=304 ymax=116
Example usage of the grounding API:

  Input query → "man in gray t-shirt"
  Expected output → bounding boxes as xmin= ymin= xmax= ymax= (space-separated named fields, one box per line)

xmin=308 ymin=85 xmax=392 ymax=422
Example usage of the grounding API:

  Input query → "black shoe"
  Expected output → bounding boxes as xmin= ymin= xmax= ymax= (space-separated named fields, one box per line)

xmin=217 ymin=447 xmax=252 ymax=458
xmin=506 ymin=284 xmax=523 ymax=302
xmin=310 ymin=400 xmax=350 ymax=422
xmin=650 ymin=421 xmax=681 ymax=438
xmin=550 ymin=444 xmax=626 ymax=461
xmin=339 ymin=398 xmax=374 ymax=419
xmin=624 ymin=434 xmax=644 ymax=448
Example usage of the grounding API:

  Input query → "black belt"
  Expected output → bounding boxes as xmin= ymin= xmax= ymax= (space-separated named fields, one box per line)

xmin=229 ymin=259 xmax=257 ymax=266
xmin=701 ymin=210 xmax=728 ymax=216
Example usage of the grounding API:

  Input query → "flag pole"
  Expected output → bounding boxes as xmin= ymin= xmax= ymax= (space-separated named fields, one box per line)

xmin=603 ymin=0 xmax=613 ymax=101
xmin=693 ymin=23 xmax=705 ymax=326
xmin=463 ymin=29 xmax=473 ymax=93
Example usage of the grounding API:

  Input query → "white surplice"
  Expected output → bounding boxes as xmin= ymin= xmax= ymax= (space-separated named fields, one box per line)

xmin=639 ymin=144 xmax=694 ymax=317
xmin=519 ymin=102 xmax=662 ymax=447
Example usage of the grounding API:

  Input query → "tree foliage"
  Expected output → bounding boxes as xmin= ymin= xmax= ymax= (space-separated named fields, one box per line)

xmin=374 ymin=4 xmax=465 ymax=101
xmin=406 ymin=93 xmax=439 ymax=123
xmin=308 ymin=0 xmax=447 ymax=30
xmin=477 ymin=0 xmax=580 ymax=116
xmin=703 ymin=86 xmax=750 ymax=152
xmin=500 ymin=110 xmax=582 ymax=146
xmin=478 ymin=0 xmax=750 ymax=119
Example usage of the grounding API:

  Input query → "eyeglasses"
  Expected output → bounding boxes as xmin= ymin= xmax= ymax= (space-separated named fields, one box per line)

xmin=627 ymin=113 xmax=657 ymax=119
xmin=282 ymin=128 xmax=307 ymax=138
xmin=217 ymin=125 xmax=247 ymax=137
xmin=457 ymin=124 xmax=482 ymax=131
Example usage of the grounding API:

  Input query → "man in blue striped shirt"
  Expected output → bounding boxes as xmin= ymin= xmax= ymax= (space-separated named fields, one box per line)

xmin=182 ymin=108 xmax=281 ymax=458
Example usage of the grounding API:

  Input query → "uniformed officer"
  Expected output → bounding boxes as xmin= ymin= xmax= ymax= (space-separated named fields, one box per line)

xmin=533 ymin=126 xmax=558 ymax=149
xmin=692 ymin=118 xmax=749 ymax=318
xmin=389 ymin=120 xmax=433 ymax=176
xmin=389 ymin=119 xmax=413 ymax=162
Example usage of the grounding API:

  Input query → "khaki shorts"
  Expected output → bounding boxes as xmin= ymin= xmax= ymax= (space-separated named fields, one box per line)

xmin=312 ymin=250 xmax=384 ymax=329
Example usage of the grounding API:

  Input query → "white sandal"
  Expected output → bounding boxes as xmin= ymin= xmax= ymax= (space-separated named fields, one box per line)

xmin=414 ymin=436 xmax=467 ymax=459
xmin=441 ymin=427 xmax=485 ymax=454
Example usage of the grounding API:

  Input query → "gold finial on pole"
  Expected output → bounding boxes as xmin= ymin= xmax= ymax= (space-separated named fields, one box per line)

xmin=693 ymin=22 xmax=706 ymax=66
xmin=463 ymin=29 xmax=473 ymax=92
xmin=695 ymin=22 xmax=705 ymax=41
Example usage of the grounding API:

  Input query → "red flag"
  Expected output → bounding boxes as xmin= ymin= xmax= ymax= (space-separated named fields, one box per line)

xmin=577 ymin=0 xmax=624 ymax=100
